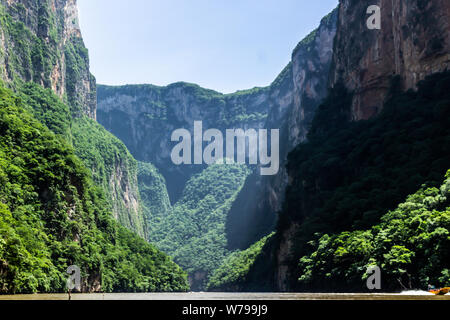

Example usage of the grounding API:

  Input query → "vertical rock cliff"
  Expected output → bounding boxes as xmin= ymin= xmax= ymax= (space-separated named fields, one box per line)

xmin=0 ymin=0 xmax=189 ymax=293
xmin=97 ymin=83 xmax=271 ymax=202
xmin=96 ymin=9 xmax=339 ymax=255
xmin=226 ymin=9 xmax=338 ymax=250
xmin=97 ymin=10 xmax=338 ymax=230
xmin=0 ymin=0 xmax=96 ymax=118
xmin=330 ymin=0 xmax=450 ymax=120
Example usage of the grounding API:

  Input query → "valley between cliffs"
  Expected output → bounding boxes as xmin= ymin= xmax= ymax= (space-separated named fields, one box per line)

xmin=0 ymin=0 xmax=449 ymax=294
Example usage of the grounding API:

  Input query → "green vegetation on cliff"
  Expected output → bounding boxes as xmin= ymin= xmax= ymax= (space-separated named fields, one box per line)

xmin=17 ymin=82 xmax=72 ymax=140
xmin=299 ymin=171 xmax=450 ymax=291
xmin=97 ymin=82 xmax=269 ymax=131
xmin=0 ymin=83 xmax=188 ymax=293
xmin=207 ymin=233 xmax=274 ymax=291
xmin=144 ymin=163 xmax=251 ymax=290
xmin=0 ymin=1 xmax=95 ymax=117
xmin=282 ymin=71 xmax=450 ymax=291
xmin=71 ymin=117 xmax=146 ymax=238
xmin=137 ymin=162 xmax=171 ymax=237
xmin=6 ymin=80 xmax=149 ymax=240
xmin=0 ymin=2 xmax=58 ymax=88
xmin=220 ymin=71 xmax=450 ymax=292
xmin=0 ymin=0 xmax=191 ymax=294
xmin=283 ymin=72 xmax=450 ymax=233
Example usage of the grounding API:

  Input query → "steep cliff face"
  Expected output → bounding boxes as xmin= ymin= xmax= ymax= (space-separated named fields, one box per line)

xmin=96 ymin=10 xmax=339 ymax=255
xmin=0 ymin=1 xmax=191 ymax=293
xmin=264 ymin=11 xmax=339 ymax=289
xmin=0 ymin=0 xmax=96 ymax=118
xmin=330 ymin=0 xmax=450 ymax=120
xmin=226 ymin=10 xmax=338 ymax=249
xmin=71 ymin=117 xmax=147 ymax=238
xmin=289 ymin=10 xmax=338 ymax=146
xmin=137 ymin=161 xmax=172 ymax=236
xmin=97 ymin=83 xmax=270 ymax=201
xmin=268 ymin=0 xmax=450 ymax=292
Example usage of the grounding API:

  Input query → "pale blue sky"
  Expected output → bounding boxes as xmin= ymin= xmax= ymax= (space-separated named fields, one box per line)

xmin=78 ymin=0 xmax=338 ymax=93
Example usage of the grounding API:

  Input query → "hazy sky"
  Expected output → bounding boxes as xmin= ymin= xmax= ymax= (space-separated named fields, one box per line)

xmin=78 ymin=0 xmax=338 ymax=93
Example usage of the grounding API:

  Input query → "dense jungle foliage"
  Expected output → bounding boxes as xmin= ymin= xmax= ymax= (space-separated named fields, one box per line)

xmin=207 ymin=233 xmax=274 ymax=291
xmin=146 ymin=163 xmax=251 ymax=290
xmin=211 ymin=71 xmax=450 ymax=292
xmin=71 ymin=116 xmax=147 ymax=238
xmin=0 ymin=83 xmax=188 ymax=293
xmin=298 ymin=172 xmax=450 ymax=291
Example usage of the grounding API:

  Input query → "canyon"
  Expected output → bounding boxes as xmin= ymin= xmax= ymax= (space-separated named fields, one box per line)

xmin=0 ymin=0 xmax=449 ymax=293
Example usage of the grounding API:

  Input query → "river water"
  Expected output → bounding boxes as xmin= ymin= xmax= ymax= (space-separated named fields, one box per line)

xmin=0 ymin=292 xmax=448 ymax=300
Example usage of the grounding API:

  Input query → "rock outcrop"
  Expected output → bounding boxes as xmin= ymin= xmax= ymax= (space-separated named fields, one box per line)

xmin=330 ymin=0 xmax=450 ymax=120
xmin=0 ymin=0 xmax=96 ymax=118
